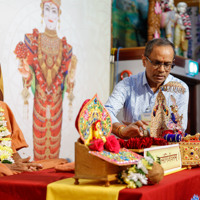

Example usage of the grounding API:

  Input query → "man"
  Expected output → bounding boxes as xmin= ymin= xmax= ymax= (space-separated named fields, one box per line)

xmin=0 ymin=101 xmax=43 ymax=176
xmin=105 ymin=38 xmax=189 ymax=139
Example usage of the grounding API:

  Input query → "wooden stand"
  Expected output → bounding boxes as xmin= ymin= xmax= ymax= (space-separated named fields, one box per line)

xmin=74 ymin=141 xmax=128 ymax=186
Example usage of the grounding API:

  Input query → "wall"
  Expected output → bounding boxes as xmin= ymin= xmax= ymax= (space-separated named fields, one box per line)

xmin=0 ymin=0 xmax=111 ymax=161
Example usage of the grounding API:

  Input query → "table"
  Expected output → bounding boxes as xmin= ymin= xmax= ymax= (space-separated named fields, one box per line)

xmin=0 ymin=167 xmax=200 ymax=200
xmin=0 ymin=169 xmax=73 ymax=200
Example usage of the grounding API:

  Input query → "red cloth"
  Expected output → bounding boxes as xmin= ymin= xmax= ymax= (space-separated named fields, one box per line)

xmin=119 ymin=167 xmax=200 ymax=200
xmin=0 ymin=167 xmax=200 ymax=200
xmin=0 ymin=168 xmax=73 ymax=200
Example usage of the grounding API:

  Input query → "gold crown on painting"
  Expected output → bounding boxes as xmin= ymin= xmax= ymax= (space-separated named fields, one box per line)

xmin=41 ymin=0 xmax=61 ymax=8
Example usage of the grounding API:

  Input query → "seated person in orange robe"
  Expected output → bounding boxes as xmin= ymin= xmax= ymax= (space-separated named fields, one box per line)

xmin=0 ymin=101 xmax=43 ymax=176
xmin=0 ymin=101 xmax=71 ymax=176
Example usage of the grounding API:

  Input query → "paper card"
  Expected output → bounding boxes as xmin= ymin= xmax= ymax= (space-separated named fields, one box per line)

xmin=144 ymin=144 xmax=182 ymax=174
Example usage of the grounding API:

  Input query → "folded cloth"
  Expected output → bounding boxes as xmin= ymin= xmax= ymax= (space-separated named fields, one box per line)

xmin=0 ymin=163 xmax=13 ymax=176
xmin=47 ymin=178 xmax=125 ymax=200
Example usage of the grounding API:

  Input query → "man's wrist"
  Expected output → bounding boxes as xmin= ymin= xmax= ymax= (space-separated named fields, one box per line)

xmin=116 ymin=125 xmax=126 ymax=138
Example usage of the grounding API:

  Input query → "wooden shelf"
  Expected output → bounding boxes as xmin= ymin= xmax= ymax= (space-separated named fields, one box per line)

xmin=113 ymin=47 xmax=186 ymax=68
xmin=113 ymin=47 xmax=145 ymax=61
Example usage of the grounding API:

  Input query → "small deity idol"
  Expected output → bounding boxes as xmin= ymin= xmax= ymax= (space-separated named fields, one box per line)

xmin=174 ymin=2 xmax=192 ymax=58
xmin=160 ymin=0 xmax=176 ymax=43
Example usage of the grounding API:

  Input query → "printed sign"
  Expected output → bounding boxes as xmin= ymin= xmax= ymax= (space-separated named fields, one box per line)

xmin=144 ymin=144 xmax=182 ymax=174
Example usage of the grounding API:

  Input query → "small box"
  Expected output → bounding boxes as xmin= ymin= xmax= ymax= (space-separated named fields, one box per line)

xmin=179 ymin=141 xmax=200 ymax=169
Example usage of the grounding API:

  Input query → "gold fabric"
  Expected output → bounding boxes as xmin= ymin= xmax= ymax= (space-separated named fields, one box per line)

xmin=47 ymin=178 xmax=125 ymax=200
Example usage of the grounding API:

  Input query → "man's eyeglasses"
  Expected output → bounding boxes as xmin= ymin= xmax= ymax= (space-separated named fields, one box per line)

xmin=145 ymin=56 xmax=175 ymax=71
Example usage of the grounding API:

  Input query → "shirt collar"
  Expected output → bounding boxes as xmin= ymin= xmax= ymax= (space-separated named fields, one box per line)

xmin=142 ymin=71 xmax=173 ymax=86
xmin=142 ymin=71 xmax=148 ymax=86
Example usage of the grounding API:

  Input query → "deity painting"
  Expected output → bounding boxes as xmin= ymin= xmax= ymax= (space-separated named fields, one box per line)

xmin=14 ymin=0 xmax=77 ymax=160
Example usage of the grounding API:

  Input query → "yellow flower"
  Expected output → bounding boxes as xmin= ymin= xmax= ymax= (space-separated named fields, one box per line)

xmin=0 ymin=116 xmax=5 ymax=120
xmin=124 ymin=178 xmax=130 ymax=184
xmin=127 ymin=181 xmax=136 ymax=189
xmin=142 ymin=159 xmax=152 ymax=170
xmin=0 ymin=138 xmax=11 ymax=141
xmin=0 ymin=146 xmax=13 ymax=154
xmin=0 ymin=126 xmax=6 ymax=131
xmin=128 ymin=165 xmax=137 ymax=173
xmin=1 ymin=154 xmax=9 ymax=160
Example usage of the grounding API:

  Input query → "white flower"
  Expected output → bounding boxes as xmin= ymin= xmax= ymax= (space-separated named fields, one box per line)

xmin=127 ymin=172 xmax=148 ymax=185
xmin=137 ymin=173 xmax=148 ymax=185
xmin=127 ymin=172 xmax=138 ymax=182
xmin=0 ymin=129 xmax=11 ymax=137
xmin=1 ymin=140 xmax=11 ymax=147
xmin=0 ymin=107 xmax=13 ymax=164
xmin=145 ymin=156 xmax=154 ymax=165
xmin=6 ymin=157 xmax=14 ymax=163
xmin=137 ymin=160 xmax=148 ymax=174
xmin=0 ymin=121 xmax=7 ymax=126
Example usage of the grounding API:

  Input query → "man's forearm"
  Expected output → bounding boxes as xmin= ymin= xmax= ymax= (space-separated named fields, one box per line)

xmin=12 ymin=152 xmax=22 ymax=163
xmin=112 ymin=122 xmax=126 ymax=138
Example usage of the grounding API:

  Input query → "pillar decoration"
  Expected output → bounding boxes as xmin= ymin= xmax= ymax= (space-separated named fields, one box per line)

xmin=148 ymin=0 xmax=161 ymax=41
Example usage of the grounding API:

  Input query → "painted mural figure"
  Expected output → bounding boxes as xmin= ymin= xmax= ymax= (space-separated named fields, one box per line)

xmin=14 ymin=0 xmax=77 ymax=160
xmin=174 ymin=2 xmax=191 ymax=58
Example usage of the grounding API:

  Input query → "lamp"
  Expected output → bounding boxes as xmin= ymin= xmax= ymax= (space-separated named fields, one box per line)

xmin=185 ymin=60 xmax=199 ymax=76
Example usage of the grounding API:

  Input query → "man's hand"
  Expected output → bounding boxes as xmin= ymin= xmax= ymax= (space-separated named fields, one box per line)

xmin=7 ymin=159 xmax=43 ymax=173
xmin=7 ymin=159 xmax=42 ymax=172
xmin=0 ymin=163 xmax=14 ymax=176
xmin=10 ymin=153 xmax=43 ymax=173
xmin=113 ymin=121 xmax=149 ymax=139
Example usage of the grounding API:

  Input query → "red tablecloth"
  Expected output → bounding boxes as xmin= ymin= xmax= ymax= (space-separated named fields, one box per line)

xmin=0 ymin=169 xmax=73 ymax=200
xmin=119 ymin=167 xmax=200 ymax=200
xmin=0 ymin=167 xmax=200 ymax=200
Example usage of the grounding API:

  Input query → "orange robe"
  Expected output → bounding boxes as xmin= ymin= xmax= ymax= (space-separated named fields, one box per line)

xmin=0 ymin=101 xmax=28 ymax=153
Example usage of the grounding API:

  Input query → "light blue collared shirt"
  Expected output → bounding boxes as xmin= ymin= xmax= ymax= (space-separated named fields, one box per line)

xmin=105 ymin=71 xmax=189 ymax=131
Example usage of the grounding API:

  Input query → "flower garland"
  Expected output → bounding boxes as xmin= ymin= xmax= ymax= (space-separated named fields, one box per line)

xmin=118 ymin=137 xmax=168 ymax=149
xmin=180 ymin=13 xmax=192 ymax=40
xmin=0 ymin=107 xmax=14 ymax=164
xmin=117 ymin=151 xmax=156 ymax=188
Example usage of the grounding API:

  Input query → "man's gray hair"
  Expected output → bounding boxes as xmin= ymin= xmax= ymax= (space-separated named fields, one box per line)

xmin=144 ymin=38 xmax=176 ymax=59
